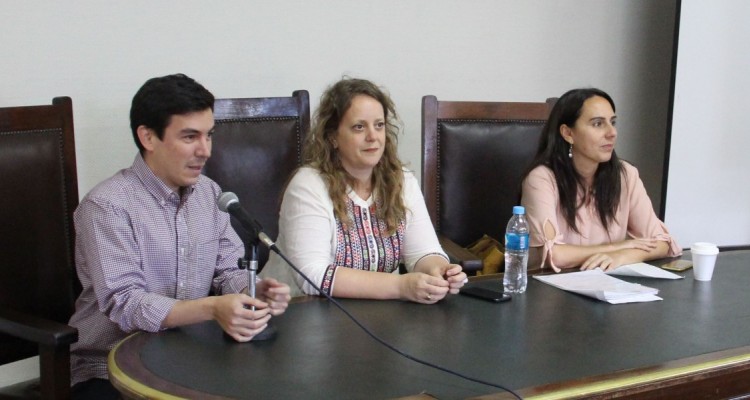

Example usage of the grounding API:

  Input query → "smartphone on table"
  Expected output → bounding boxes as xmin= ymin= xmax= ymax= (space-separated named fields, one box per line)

xmin=459 ymin=285 xmax=512 ymax=303
xmin=661 ymin=259 xmax=693 ymax=272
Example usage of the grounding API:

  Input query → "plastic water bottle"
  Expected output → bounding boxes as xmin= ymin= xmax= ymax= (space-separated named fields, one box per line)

xmin=503 ymin=206 xmax=529 ymax=293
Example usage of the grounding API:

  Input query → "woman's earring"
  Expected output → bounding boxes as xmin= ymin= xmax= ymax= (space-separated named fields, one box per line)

xmin=568 ymin=144 xmax=573 ymax=159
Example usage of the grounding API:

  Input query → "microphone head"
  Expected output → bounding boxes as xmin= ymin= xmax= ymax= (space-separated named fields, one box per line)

xmin=217 ymin=192 xmax=240 ymax=213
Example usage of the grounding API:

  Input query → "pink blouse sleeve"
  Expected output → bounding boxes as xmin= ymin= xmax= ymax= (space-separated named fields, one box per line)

xmin=623 ymin=164 xmax=682 ymax=257
xmin=521 ymin=166 xmax=564 ymax=272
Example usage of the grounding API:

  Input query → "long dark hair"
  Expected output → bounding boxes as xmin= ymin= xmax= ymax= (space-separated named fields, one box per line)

xmin=523 ymin=88 xmax=624 ymax=234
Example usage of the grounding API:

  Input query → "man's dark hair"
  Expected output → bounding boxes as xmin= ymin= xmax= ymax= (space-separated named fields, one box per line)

xmin=129 ymin=73 xmax=215 ymax=153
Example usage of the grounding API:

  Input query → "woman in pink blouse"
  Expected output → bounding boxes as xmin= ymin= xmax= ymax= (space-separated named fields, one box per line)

xmin=521 ymin=88 xmax=681 ymax=272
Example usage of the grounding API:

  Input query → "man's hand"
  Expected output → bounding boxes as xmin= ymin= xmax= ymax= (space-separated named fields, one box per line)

xmin=212 ymin=293 xmax=272 ymax=342
xmin=255 ymin=278 xmax=291 ymax=316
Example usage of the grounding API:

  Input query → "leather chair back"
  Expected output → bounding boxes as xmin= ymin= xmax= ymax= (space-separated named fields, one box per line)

xmin=421 ymin=95 xmax=555 ymax=257
xmin=0 ymin=97 xmax=79 ymax=398
xmin=204 ymin=91 xmax=310 ymax=268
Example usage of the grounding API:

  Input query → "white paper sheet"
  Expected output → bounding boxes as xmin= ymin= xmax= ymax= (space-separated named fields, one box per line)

xmin=606 ymin=262 xmax=683 ymax=280
xmin=533 ymin=269 xmax=662 ymax=304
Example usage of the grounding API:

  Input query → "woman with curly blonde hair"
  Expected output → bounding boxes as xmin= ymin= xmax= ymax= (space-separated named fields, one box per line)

xmin=261 ymin=77 xmax=466 ymax=303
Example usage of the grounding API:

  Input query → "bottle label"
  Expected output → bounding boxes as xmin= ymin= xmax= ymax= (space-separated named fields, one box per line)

xmin=505 ymin=233 xmax=529 ymax=251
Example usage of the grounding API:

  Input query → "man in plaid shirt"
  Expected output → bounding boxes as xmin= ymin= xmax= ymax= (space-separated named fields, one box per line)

xmin=68 ymin=74 xmax=291 ymax=399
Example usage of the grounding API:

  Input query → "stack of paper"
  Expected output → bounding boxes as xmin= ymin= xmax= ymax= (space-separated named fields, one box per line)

xmin=606 ymin=262 xmax=683 ymax=280
xmin=534 ymin=269 xmax=662 ymax=304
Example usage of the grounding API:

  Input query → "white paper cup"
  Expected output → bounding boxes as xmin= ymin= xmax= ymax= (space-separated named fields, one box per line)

xmin=691 ymin=242 xmax=719 ymax=281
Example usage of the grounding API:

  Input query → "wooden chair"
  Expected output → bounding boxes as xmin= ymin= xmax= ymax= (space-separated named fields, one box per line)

xmin=204 ymin=90 xmax=310 ymax=268
xmin=421 ymin=95 xmax=555 ymax=274
xmin=0 ymin=97 xmax=79 ymax=399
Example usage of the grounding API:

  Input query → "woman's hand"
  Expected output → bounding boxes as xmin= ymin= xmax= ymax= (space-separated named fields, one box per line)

xmin=580 ymin=238 xmax=661 ymax=271
xmin=398 ymin=272 xmax=450 ymax=304
xmin=580 ymin=253 xmax=616 ymax=271
xmin=415 ymin=256 xmax=467 ymax=293
xmin=580 ymin=250 xmax=632 ymax=272
xmin=613 ymin=238 xmax=659 ymax=253
xmin=579 ymin=238 xmax=670 ymax=272
xmin=439 ymin=264 xmax=467 ymax=294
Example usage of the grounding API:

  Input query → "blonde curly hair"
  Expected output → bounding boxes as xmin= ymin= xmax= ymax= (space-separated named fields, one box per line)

xmin=303 ymin=77 xmax=406 ymax=234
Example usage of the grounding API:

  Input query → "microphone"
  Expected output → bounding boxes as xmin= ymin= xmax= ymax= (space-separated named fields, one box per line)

xmin=217 ymin=192 xmax=274 ymax=248
xmin=216 ymin=191 xmax=276 ymax=341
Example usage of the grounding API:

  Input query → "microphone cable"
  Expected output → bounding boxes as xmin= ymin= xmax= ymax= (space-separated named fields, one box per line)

xmin=258 ymin=233 xmax=524 ymax=400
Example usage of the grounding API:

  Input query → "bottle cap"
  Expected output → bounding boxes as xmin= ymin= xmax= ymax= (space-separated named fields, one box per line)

xmin=513 ymin=206 xmax=525 ymax=215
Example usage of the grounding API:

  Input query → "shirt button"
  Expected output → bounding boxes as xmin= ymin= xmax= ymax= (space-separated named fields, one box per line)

xmin=179 ymin=281 xmax=184 ymax=288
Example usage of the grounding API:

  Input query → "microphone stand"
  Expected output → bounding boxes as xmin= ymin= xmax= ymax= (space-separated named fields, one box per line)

xmin=215 ymin=192 xmax=519 ymax=398
xmin=238 ymin=232 xmax=276 ymax=341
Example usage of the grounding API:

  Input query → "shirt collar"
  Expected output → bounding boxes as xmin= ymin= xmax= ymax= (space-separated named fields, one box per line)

xmin=131 ymin=153 xmax=196 ymax=204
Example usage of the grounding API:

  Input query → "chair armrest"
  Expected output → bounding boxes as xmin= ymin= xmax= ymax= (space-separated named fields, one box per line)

xmin=0 ymin=308 xmax=77 ymax=399
xmin=438 ymin=234 xmax=483 ymax=273
xmin=0 ymin=308 xmax=78 ymax=347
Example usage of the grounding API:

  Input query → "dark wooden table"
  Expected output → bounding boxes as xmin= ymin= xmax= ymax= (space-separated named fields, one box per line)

xmin=109 ymin=251 xmax=750 ymax=399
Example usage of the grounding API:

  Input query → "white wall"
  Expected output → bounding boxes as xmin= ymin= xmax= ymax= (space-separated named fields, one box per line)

xmin=2 ymin=0 xmax=675 ymax=205
xmin=0 ymin=357 xmax=38 ymax=388
xmin=665 ymin=0 xmax=750 ymax=247
xmin=0 ymin=0 xmax=679 ymax=385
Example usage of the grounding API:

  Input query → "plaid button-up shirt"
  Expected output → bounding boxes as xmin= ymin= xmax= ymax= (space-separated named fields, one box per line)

xmin=69 ymin=154 xmax=246 ymax=385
